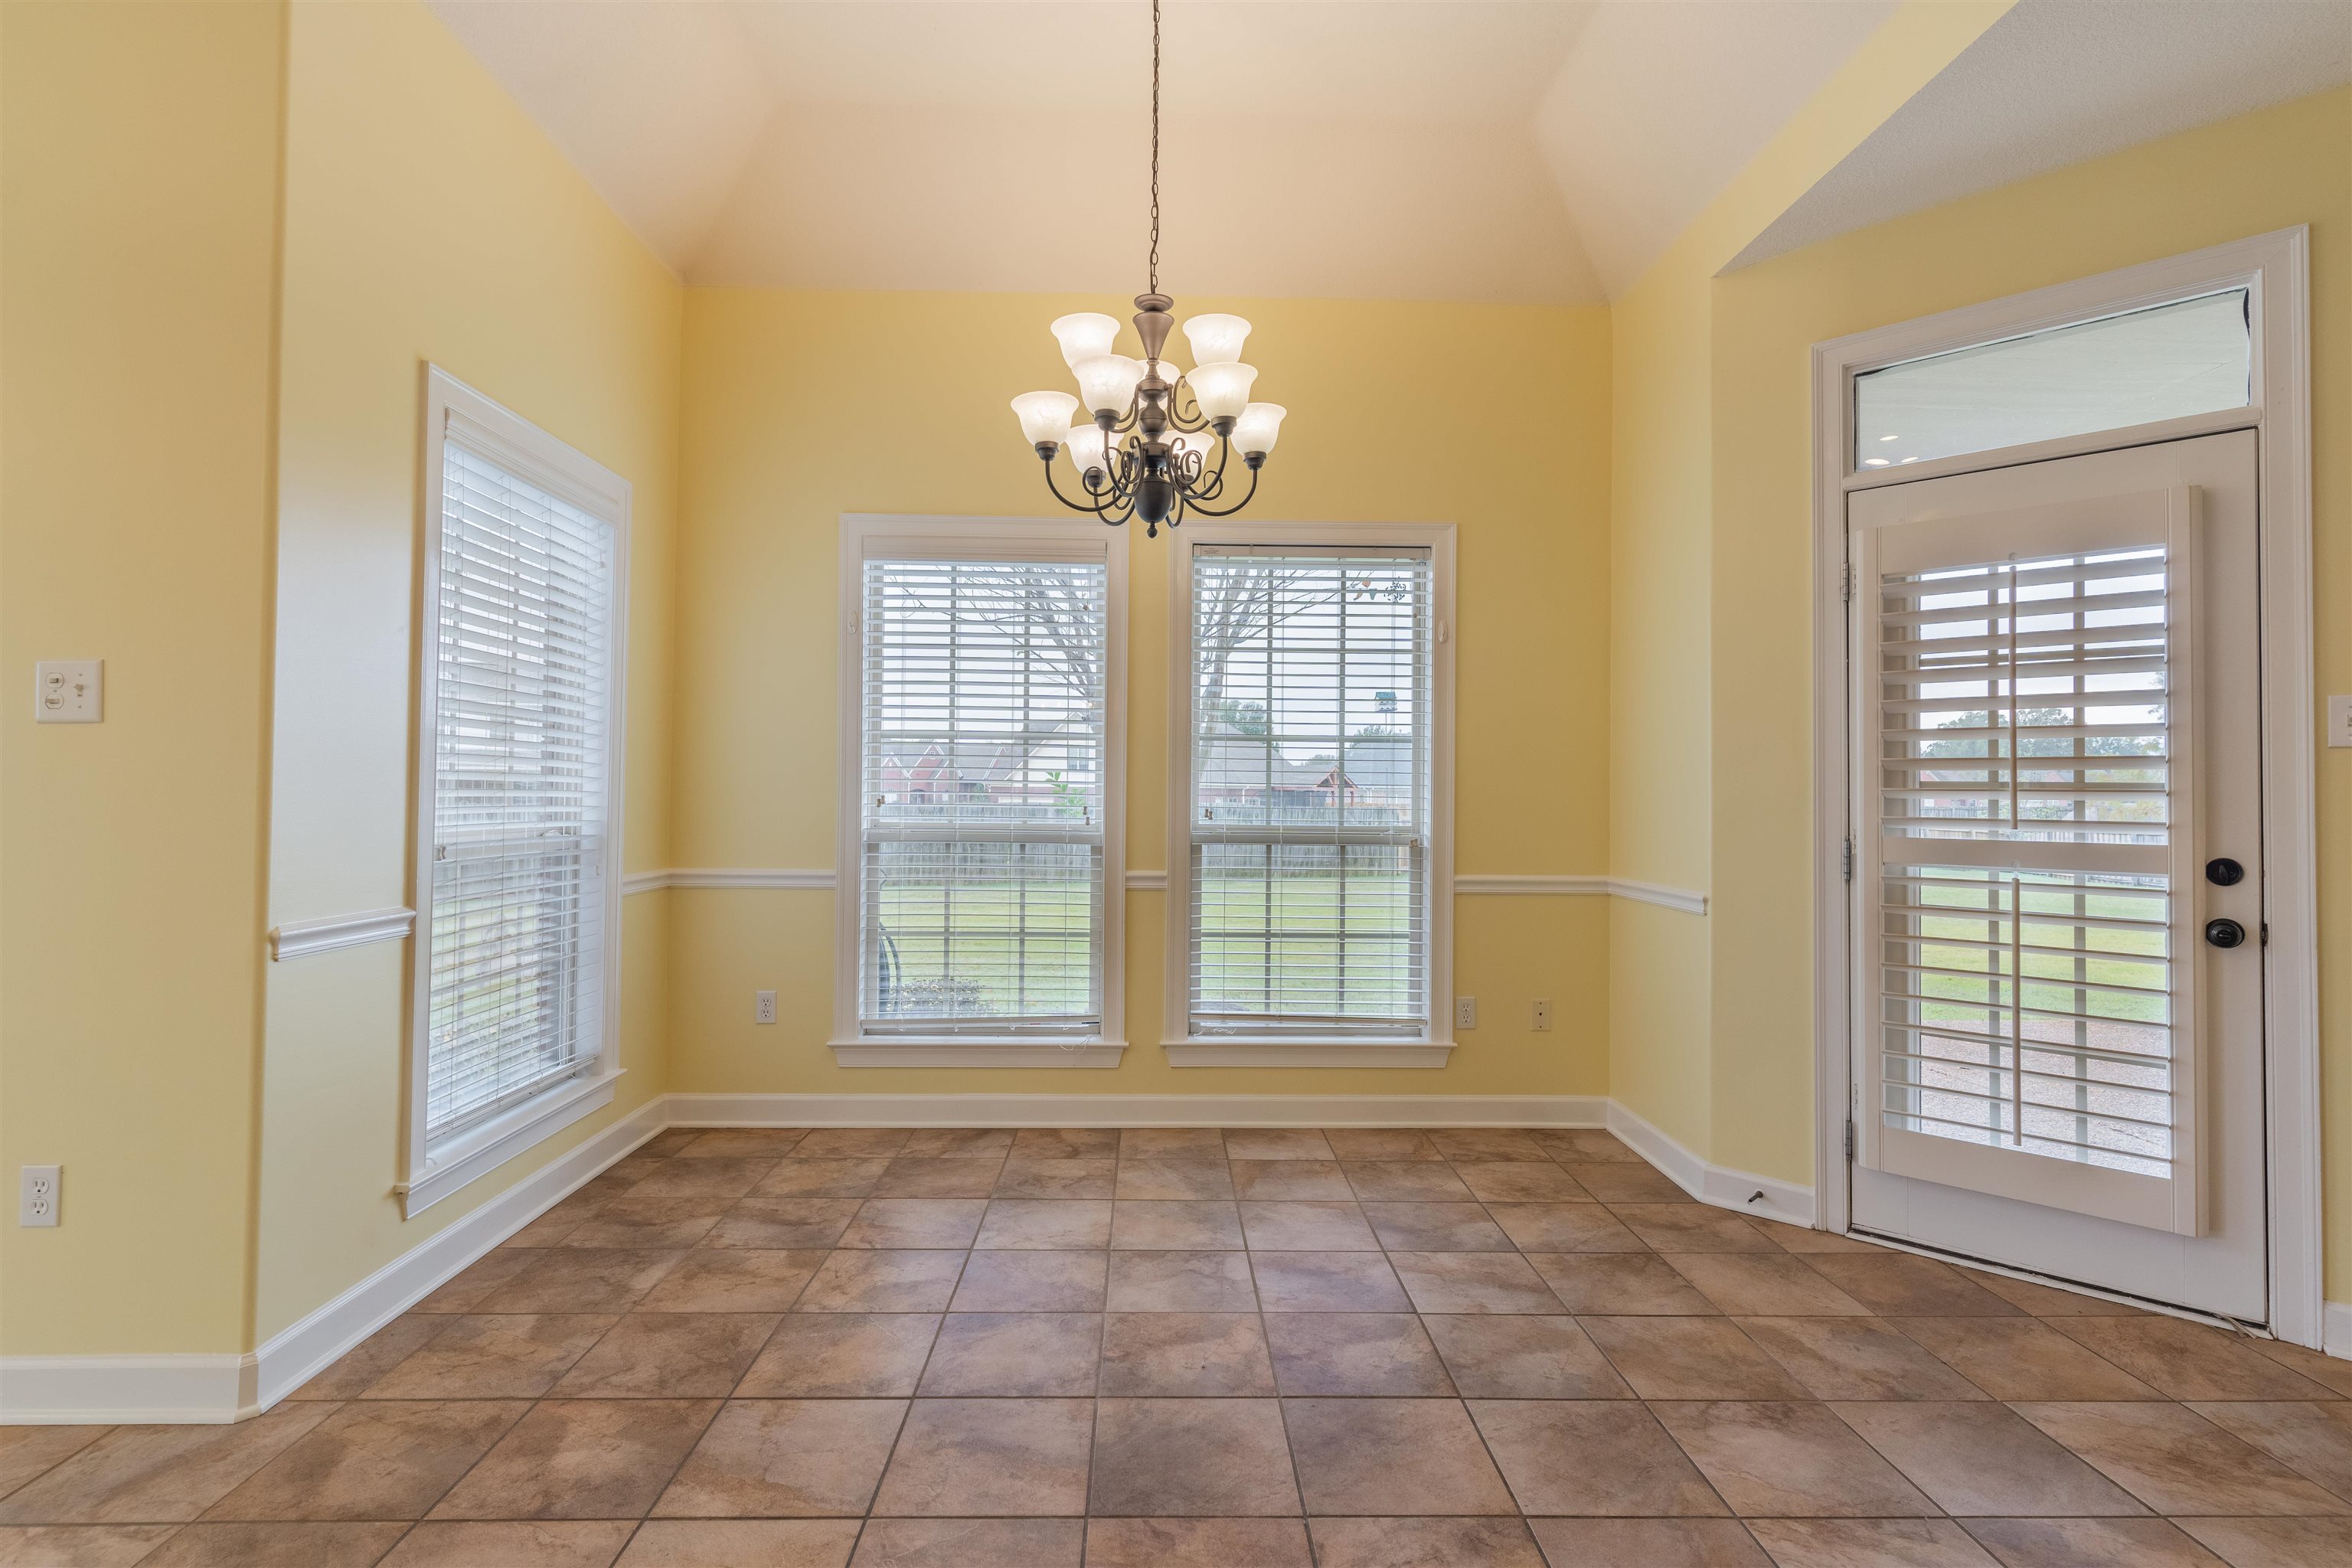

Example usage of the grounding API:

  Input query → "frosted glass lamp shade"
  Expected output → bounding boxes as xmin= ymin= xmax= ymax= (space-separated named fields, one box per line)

xmin=1050 ymin=312 xmax=1120 ymax=367
xmin=1012 ymin=390 xmax=1080 ymax=446
xmin=1073 ymin=354 xmax=1147 ymax=417
xmin=1233 ymin=402 xmax=1286 ymax=456
xmin=1183 ymin=313 xmax=1251 ymax=364
xmin=1063 ymin=423 xmax=1109 ymax=476
xmin=1187 ymin=361 xmax=1257 ymax=420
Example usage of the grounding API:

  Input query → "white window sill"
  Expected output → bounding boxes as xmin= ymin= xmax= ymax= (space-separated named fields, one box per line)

xmin=829 ymin=1040 xmax=1128 ymax=1069
xmin=1164 ymin=1040 xmax=1456 ymax=1068
xmin=397 ymin=1069 xmax=623 ymax=1217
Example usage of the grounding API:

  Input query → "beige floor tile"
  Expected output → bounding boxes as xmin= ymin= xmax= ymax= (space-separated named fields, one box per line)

xmin=640 ymin=1130 xmax=704 ymax=1157
xmin=1469 ymin=1400 xmax=1725 ymax=1516
xmin=1106 ymin=1251 xmax=1259 ymax=1312
xmin=737 ymin=1314 xmax=940 ymax=1396
xmin=1121 ymin=1129 xmax=1227 ymax=1157
xmin=0 ymin=1429 xmax=112 ymax=1501
xmin=1308 ymin=1515 xmax=1546 ymax=1567
xmin=1264 ymin=1313 xmax=1455 ymax=1396
xmin=0 ymin=1403 xmax=336 ymax=1524
xmin=1098 ymin=1313 xmax=1276 ymax=1396
xmin=1339 ymin=1162 xmax=1472 ymax=1201
xmin=1322 ymin=1130 xmax=1442 ymax=1161
xmin=948 ymin=1250 xmax=1106 ymax=1312
xmin=635 ymin=1250 xmax=825 ymax=1312
xmin=1527 ymin=1518 xmax=1772 ymax=1568
xmin=792 ymin=1129 xmax=915 ymax=1158
xmin=902 ymin=1129 xmax=1015 ymax=1158
xmin=1251 ymin=1252 xmax=1411 ymax=1312
xmin=916 ymin=1313 xmax=1101 ymax=1396
xmin=974 ymin=1200 xmax=1112 ymax=1250
xmin=1833 ymin=1401 xmax=2148 ymax=1517
xmin=1568 ymin=1165 xmax=1695 ymax=1204
xmin=1959 ymin=1517 xmax=2227 ymax=1567
xmin=617 ymin=1519 xmax=859 ymax=1567
xmin=289 ymin=1316 xmax=451 ymax=1399
xmin=0 ymin=1524 xmax=181 ymax=1566
xmin=752 ymin=1159 xmax=890 ymax=1199
xmin=2244 ymin=1337 xmax=2352 ymax=1398
xmin=429 ymin=1400 xmax=718 ymax=1520
xmin=202 ymin=1401 xmax=527 ymax=1521
xmin=705 ymin=1200 xmax=861 ymax=1250
xmin=2184 ymin=1400 xmax=2352 ymax=1499
xmin=652 ymin=1399 xmax=904 ymax=1517
xmin=137 ymin=1521 xmax=407 ymax=1566
xmin=854 ymin=1517 xmax=1084 ymax=1567
xmin=550 ymin=1313 xmax=777 ymax=1397
xmin=361 ymin=1315 xmax=615 ymax=1400
xmin=1236 ymin=1200 xmax=1377 ymax=1250
xmin=410 ymin=1250 xmax=538 ymax=1313
xmin=1220 ymin=1129 xmax=1335 ymax=1161
xmin=1109 ymin=1200 xmax=1244 ymax=1250
xmin=1589 ymin=1315 xmax=1818 ymax=1401
xmin=627 ymin=1158 xmax=776 ymax=1200
xmin=1282 ymin=1397 xmax=1515 ymax=1516
xmin=1958 ymin=1269 xmax=2149 ymax=1318
xmin=1387 ymin=1253 xmax=1563 ymax=1315
xmin=1428 ymin=1130 xmax=1550 ymax=1162
xmin=1647 ymin=1401 xmax=1939 ymax=1517
xmin=994 ymin=1157 xmax=1117 ymax=1199
xmin=1361 ymin=1203 xmax=1515 ymax=1252
xmin=1745 ymin=1221 xmax=1880 ymax=1255
xmin=477 ymin=1250 xmax=685 ymax=1313
xmin=837 ymin=1199 xmax=987 ymax=1250
xmin=1009 ymin=1129 xmax=1121 ymax=1158
xmin=1894 ymin=1317 xmax=2160 ymax=1400
xmin=1083 ymin=1517 xmax=1310 ymax=1567
xmin=871 ymin=1158 xmax=1004 ymax=1198
xmin=1665 ymin=1255 xmax=1871 ymax=1317
xmin=871 ymin=1399 xmax=1093 ymax=1516
xmin=378 ymin=1521 xmax=635 ymax=1568
xmin=560 ymin=1197 xmax=730 ymax=1250
xmin=1421 ymin=1315 xmax=1631 ymax=1400
xmin=1736 ymin=1318 xmax=1987 ymax=1401
xmin=1796 ymin=1254 xmax=2023 ymax=1318
xmin=1087 ymin=1398 xmax=1299 ymax=1516
xmin=1454 ymin=1162 xmax=1594 ymax=1204
xmin=1608 ymin=1207 xmax=1776 ymax=1252
xmin=503 ymin=1197 xmax=606 ymax=1249
xmin=2011 ymin=1401 xmax=2350 ymax=1516
xmin=2174 ymin=1516 xmax=2352 ymax=1566
xmin=794 ymin=1250 xmax=967 ymax=1313
xmin=1115 ymin=1158 xmax=1236 ymax=1200
xmin=2050 ymin=1318 xmax=2342 ymax=1401
xmin=1230 ymin=1161 xmax=1354 ymax=1200
xmin=1523 ymin=1253 xmax=1720 ymax=1315
xmin=1742 ymin=1518 xmax=1997 ymax=1567
xmin=1530 ymin=1129 xmax=1643 ymax=1163
xmin=673 ymin=1129 xmax=809 ymax=1160
xmin=1484 ymin=1204 xmax=1642 ymax=1253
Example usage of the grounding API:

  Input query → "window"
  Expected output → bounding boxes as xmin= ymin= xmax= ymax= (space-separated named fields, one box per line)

xmin=404 ymin=368 xmax=630 ymax=1214
xmin=835 ymin=516 xmax=1126 ymax=1067
xmin=1165 ymin=524 xmax=1454 ymax=1067
xmin=1854 ymin=289 xmax=2251 ymax=470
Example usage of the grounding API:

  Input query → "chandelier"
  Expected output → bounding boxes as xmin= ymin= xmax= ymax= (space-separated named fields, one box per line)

xmin=1008 ymin=0 xmax=1285 ymax=537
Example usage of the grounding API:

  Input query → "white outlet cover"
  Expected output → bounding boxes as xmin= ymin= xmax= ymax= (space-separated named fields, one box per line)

xmin=2328 ymin=694 xmax=2352 ymax=748
xmin=19 ymin=1165 xmax=60 ymax=1227
xmin=1455 ymin=996 xmax=1477 ymax=1029
xmin=34 ymin=660 xmax=101 ymax=724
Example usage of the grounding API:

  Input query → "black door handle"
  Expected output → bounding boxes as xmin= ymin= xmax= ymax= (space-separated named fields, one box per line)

xmin=2206 ymin=917 xmax=2246 ymax=949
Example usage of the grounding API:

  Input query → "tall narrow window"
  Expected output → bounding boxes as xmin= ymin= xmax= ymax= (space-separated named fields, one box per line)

xmin=1167 ymin=528 xmax=1453 ymax=1063
xmin=836 ymin=518 xmax=1125 ymax=1065
xmin=407 ymin=369 xmax=629 ymax=1214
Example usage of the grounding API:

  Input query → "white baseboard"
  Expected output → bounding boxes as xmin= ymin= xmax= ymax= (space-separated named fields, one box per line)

xmin=1606 ymin=1100 xmax=1817 ymax=1227
xmin=0 ymin=1353 xmax=259 ymax=1426
xmin=665 ymin=1091 xmax=1610 ymax=1129
xmin=2324 ymin=1301 xmax=2352 ymax=1360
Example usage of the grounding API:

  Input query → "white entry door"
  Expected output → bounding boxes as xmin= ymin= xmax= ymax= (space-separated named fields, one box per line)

xmin=1847 ymin=430 xmax=2265 ymax=1321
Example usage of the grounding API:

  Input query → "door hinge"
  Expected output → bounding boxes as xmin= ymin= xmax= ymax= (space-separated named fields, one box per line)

xmin=1841 ymin=560 xmax=1854 ymax=603
xmin=1844 ymin=1119 xmax=1854 ymax=1159
xmin=1842 ymin=836 xmax=1854 ymax=883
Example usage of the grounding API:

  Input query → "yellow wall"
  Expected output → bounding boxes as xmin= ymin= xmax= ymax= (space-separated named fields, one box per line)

xmin=0 ymin=0 xmax=287 ymax=1357
xmin=250 ymin=0 xmax=684 ymax=1344
xmin=671 ymin=289 xmax=1614 ymax=1100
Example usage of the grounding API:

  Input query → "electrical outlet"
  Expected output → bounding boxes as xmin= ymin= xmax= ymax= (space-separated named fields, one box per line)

xmin=34 ymin=661 xmax=101 ymax=723
xmin=1532 ymin=999 xmax=1552 ymax=1032
xmin=2329 ymin=694 xmax=2352 ymax=748
xmin=754 ymin=990 xmax=777 ymax=1025
xmin=19 ymin=1165 xmax=59 ymax=1227
xmin=1455 ymin=996 xmax=1477 ymax=1030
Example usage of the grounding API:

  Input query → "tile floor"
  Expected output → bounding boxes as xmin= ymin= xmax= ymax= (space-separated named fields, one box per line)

xmin=4 ymin=1125 xmax=2350 ymax=1566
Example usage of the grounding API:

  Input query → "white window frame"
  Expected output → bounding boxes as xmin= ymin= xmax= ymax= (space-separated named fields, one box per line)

xmin=400 ymin=366 xmax=632 ymax=1216
xmin=832 ymin=514 xmax=1129 ymax=1068
xmin=1163 ymin=521 xmax=1457 ymax=1067
xmin=1808 ymin=229 xmax=2319 ymax=1345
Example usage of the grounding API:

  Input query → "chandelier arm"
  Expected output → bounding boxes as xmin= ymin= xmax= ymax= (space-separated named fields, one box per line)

xmin=1175 ymin=462 xmax=1259 ymax=518
xmin=1184 ymin=435 xmax=1233 ymax=500
xmin=1043 ymin=461 xmax=1114 ymax=518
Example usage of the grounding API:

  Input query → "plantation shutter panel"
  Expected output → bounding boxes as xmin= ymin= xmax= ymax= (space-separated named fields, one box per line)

xmin=1187 ymin=546 xmax=1432 ymax=1036
xmin=858 ymin=546 xmax=1109 ymax=1035
xmin=425 ymin=440 xmax=618 ymax=1142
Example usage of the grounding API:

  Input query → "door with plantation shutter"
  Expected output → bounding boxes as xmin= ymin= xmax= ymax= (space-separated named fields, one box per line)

xmin=1847 ymin=431 xmax=2265 ymax=1318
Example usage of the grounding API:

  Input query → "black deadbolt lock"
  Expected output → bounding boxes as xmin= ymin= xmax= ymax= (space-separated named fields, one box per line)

xmin=2206 ymin=858 xmax=2246 ymax=886
xmin=2205 ymin=918 xmax=2246 ymax=949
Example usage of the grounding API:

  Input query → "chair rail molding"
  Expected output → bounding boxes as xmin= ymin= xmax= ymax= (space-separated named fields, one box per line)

xmin=267 ymin=906 xmax=414 ymax=960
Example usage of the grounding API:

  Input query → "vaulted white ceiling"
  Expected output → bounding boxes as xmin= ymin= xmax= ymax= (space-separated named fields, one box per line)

xmin=428 ymin=0 xmax=2348 ymax=304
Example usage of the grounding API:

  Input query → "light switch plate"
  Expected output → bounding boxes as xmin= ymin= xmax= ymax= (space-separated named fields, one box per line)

xmin=2329 ymin=694 xmax=2352 ymax=749
xmin=35 ymin=660 xmax=101 ymax=723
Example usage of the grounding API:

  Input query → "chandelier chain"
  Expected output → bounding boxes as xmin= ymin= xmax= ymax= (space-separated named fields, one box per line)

xmin=1148 ymin=0 xmax=1160 ymax=294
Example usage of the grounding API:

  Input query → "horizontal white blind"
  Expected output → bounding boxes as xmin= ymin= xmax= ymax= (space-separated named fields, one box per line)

xmin=860 ymin=554 xmax=1108 ymax=1034
xmin=1188 ymin=547 xmax=1432 ymax=1036
xmin=1873 ymin=544 xmax=2175 ymax=1178
xmin=426 ymin=440 xmax=616 ymax=1143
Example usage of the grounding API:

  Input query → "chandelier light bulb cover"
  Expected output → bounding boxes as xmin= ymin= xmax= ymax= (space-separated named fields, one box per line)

xmin=1006 ymin=0 xmax=1282 ymax=534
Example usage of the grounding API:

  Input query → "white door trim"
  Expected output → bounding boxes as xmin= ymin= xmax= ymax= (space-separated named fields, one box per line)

xmin=1809 ymin=227 xmax=2320 ymax=1346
